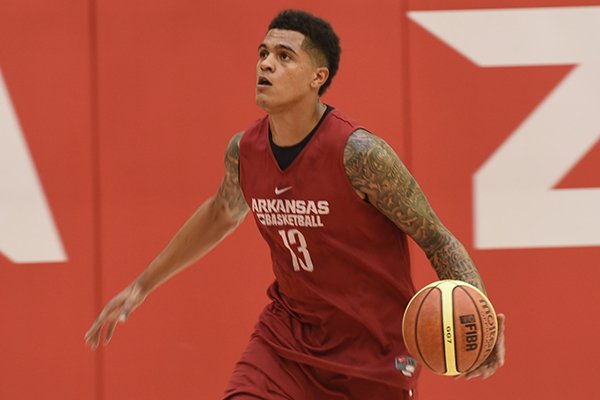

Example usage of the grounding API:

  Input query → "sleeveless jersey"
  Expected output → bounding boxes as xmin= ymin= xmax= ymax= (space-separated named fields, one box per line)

xmin=238 ymin=109 xmax=418 ymax=389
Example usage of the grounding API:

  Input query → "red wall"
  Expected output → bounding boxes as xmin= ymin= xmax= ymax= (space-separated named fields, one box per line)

xmin=1 ymin=1 xmax=599 ymax=399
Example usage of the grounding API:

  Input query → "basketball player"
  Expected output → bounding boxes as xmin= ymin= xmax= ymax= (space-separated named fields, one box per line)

xmin=85 ymin=9 xmax=506 ymax=399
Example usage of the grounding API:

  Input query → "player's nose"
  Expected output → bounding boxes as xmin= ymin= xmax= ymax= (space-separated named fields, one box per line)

xmin=259 ymin=54 xmax=275 ymax=72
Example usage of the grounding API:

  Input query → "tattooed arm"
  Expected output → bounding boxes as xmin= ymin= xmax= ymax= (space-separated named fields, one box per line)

xmin=85 ymin=132 xmax=248 ymax=349
xmin=343 ymin=129 xmax=486 ymax=293
xmin=344 ymin=129 xmax=506 ymax=380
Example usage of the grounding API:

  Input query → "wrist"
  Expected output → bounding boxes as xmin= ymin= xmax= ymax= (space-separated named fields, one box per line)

xmin=132 ymin=275 xmax=152 ymax=298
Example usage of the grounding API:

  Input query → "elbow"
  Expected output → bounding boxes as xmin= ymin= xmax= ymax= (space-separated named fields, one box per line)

xmin=207 ymin=196 xmax=245 ymax=233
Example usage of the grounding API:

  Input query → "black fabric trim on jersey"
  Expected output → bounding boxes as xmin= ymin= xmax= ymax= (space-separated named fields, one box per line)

xmin=269 ymin=105 xmax=334 ymax=170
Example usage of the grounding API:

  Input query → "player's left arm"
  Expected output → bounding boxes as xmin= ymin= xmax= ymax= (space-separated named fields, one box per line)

xmin=344 ymin=129 xmax=505 ymax=379
xmin=344 ymin=129 xmax=484 ymax=291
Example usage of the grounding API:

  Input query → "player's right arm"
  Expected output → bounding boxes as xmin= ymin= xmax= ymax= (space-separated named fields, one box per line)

xmin=84 ymin=132 xmax=248 ymax=350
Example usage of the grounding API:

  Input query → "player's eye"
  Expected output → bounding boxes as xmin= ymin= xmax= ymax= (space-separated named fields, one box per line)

xmin=259 ymin=50 xmax=268 ymax=59
xmin=280 ymin=52 xmax=291 ymax=61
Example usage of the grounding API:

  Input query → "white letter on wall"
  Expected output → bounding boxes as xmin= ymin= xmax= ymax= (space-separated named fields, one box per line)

xmin=409 ymin=7 xmax=600 ymax=249
xmin=0 ymin=67 xmax=67 ymax=263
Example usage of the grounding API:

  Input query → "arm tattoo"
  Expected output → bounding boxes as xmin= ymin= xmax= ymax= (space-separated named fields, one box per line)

xmin=344 ymin=129 xmax=486 ymax=293
xmin=215 ymin=132 xmax=249 ymax=221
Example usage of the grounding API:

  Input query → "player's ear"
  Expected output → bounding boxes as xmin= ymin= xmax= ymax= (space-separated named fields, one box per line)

xmin=311 ymin=67 xmax=329 ymax=91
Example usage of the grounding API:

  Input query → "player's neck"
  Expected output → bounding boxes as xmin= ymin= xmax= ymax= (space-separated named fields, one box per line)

xmin=268 ymin=100 xmax=326 ymax=147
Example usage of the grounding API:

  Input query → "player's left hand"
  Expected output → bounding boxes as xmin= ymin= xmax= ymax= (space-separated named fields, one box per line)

xmin=462 ymin=313 xmax=506 ymax=380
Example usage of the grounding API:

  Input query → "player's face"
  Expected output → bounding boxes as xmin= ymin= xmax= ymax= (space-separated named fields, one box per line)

xmin=255 ymin=29 xmax=322 ymax=112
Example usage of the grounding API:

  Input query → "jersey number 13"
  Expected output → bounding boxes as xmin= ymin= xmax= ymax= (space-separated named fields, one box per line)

xmin=278 ymin=229 xmax=314 ymax=272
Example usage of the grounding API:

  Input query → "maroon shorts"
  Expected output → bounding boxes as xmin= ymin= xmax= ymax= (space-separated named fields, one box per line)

xmin=223 ymin=335 xmax=416 ymax=400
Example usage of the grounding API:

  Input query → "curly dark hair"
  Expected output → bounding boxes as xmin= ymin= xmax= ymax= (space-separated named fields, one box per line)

xmin=268 ymin=9 xmax=341 ymax=95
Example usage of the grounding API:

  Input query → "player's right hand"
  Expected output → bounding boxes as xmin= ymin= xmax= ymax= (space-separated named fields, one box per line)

xmin=84 ymin=282 xmax=147 ymax=350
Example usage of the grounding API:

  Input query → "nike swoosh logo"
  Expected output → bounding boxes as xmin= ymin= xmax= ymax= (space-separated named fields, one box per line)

xmin=275 ymin=186 xmax=293 ymax=195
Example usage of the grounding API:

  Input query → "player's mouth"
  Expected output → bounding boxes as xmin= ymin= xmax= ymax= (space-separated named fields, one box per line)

xmin=257 ymin=76 xmax=273 ymax=88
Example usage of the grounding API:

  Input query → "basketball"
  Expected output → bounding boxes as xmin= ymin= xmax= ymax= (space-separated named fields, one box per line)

xmin=402 ymin=280 xmax=498 ymax=376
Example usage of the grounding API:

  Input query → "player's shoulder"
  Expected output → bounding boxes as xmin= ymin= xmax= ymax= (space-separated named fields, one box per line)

xmin=224 ymin=131 xmax=245 ymax=161
xmin=230 ymin=114 xmax=270 ymax=156
xmin=240 ymin=115 xmax=269 ymax=140
xmin=325 ymin=108 xmax=364 ymax=132
xmin=229 ymin=131 xmax=244 ymax=146
xmin=344 ymin=128 xmax=388 ymax=158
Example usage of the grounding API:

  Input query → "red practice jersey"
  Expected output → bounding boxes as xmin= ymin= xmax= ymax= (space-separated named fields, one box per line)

xmin=238 ymin=109 xmax=418 ymax=390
